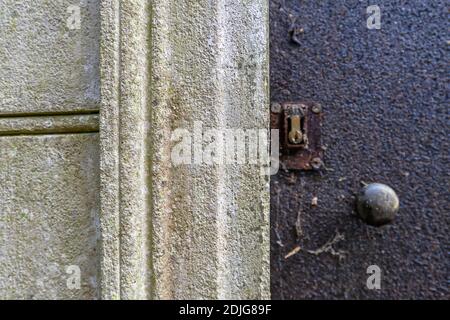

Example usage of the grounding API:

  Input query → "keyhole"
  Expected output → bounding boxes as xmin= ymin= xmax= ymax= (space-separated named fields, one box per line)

xmin=289 ymin=129 xmax=303 ymax=144
xmin=288 ymin=115 xmax=303 ymax=144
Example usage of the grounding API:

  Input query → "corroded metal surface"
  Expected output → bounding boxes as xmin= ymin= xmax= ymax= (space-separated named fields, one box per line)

xmin=270 ymin=0 xmax=448 ymax=299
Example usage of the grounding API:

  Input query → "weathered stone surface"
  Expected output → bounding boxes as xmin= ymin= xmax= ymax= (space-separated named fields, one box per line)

xmin=0 ymin=0 xmax=270 ymax=300
xmin=0 ymin=134 xmax=100 ymax=299
xmin=149 ymin=0 xmax=270 ymax=300
xmin=100 ymin=0 xmax=270 ymax=299
xmin=0 ymin=0 xmax=100 ymax=115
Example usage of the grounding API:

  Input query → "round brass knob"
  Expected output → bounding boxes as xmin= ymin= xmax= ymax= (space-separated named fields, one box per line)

xmin=356 ymin=183 xmax=399 ymax=226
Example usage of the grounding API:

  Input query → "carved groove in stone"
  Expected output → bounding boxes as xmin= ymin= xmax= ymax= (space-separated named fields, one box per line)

xmin=99 ymin=0 xmax=150 ymax=300
xmin=0 ymin=114 xmax=99 ymax=135
xmin=100 ymin=0 xmax=269 ymax=300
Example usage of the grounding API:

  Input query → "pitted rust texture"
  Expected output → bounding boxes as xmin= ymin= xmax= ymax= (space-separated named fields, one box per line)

xmin=270 ymin=0 xmax=449 ymax=299
xmin=271 ymin=101 xmax=323 ymax=170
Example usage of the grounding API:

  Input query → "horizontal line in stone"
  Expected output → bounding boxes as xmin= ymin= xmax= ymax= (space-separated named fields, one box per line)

xmin=0 ymin=114 xmax=99 ymax=136
xmin=0 ymin=109 xmax=100 ymax=118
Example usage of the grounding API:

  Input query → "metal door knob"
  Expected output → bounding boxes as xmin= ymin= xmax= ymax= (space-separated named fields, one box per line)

xmin=356 ymin=183 xmax=399 ymax=226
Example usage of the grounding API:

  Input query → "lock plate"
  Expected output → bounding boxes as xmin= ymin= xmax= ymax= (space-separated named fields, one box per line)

xmin=271 ymin=101 xmax=323 ymax=170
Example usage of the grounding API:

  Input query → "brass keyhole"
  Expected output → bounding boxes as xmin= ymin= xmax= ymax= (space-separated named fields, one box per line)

xmin=288 ymin=115 xmax=303 ymax=144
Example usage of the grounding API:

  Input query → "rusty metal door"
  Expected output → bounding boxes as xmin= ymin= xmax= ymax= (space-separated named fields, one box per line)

xmin=270 ymin=0 xmax=448 ymax=299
